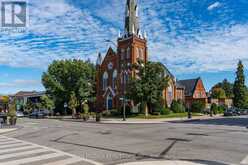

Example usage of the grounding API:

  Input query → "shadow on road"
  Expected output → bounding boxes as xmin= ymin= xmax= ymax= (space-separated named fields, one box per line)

xmin=170 ymin=117 xmax=248 ymax=128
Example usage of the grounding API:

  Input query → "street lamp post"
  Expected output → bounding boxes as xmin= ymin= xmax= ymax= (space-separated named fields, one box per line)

xmin=123 ymin=71 xmax=127 ymax=121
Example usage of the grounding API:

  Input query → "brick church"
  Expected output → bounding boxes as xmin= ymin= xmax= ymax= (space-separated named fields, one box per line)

xmin=96 ymin=0 xmax=207 ymax=111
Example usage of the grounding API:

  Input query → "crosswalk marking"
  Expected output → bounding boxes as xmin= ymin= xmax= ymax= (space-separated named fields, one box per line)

xmin=0 ymin=135 xmax=103 ymax=165
xmin=0 ymin=153 xmax=64 ymax=165
xmin=0 ymin=148 xmax=48 ymax=159
xmin=0 ymin=143 xmax=28 ymax=149
xmin=44 ymin=157 xmax=83 ymax=165
xmin=0 ymin=146 xmax=39 ymax=154
xmin=241 ymin=155 xmax=248 ymax=165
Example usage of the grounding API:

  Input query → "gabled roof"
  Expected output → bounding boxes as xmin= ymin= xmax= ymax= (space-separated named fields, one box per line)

xmin=163 ymin=66 xmax=175 ymax=79
xmin=101 ymin=47 xmax=117 ymax=66
xmin=177 ymin=78 xmax=200 ymax=96
xmin=13 ymin=91 xmax=45 ymax=97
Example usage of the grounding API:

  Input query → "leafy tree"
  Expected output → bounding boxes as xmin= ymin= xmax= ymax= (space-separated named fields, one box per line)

xmin=42 ymin=59 xmax=95 ymax=114
xmin=211 ymin=87 xmax=226 ymax=99
xmin=127 ymin=61 xmax=169 ymax=116
xmin=233 ymin=61 xmax=247 ymax=109
xmin=171 ymin=100 xmax=185 ymax=113
xmin=210 ymin=103 xmax=218 ymax=115
xmin=191 ymin=100 xmax=205 ymax=113
xmin=68 ymin=92 xmax=78 ymax=117
xmin=213 ymin=79 xmax=234 ymax=99
xmin=24 ymin=100 xmax=35 ymax=113
xmin=40 ymin=95 xmax=55 ymax=111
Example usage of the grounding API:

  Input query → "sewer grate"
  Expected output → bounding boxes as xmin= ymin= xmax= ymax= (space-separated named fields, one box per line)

xmin=166 ymin=138 xmax=191 ymax=142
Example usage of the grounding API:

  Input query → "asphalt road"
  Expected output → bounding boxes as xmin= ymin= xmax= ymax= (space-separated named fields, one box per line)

xmin=1 ymin=116 xmax=248 ymax=165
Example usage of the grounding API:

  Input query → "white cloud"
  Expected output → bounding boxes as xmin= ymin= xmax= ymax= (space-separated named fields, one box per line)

xmin=0 ymin=79 xmax=41 ymax=88
xmin=208 ymin=2 xmax=221 ymax=11
xmin=0 ymin=0 xmax=247 ymax=76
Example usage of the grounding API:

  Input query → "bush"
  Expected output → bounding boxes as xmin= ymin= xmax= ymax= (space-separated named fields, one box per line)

xmin=160 ymin=108 xmax=171 ymax=115
xmin=191 ymin=101 xmax=205 ymax=113
xmin=171 ymin=100 xmax=185 ymax=113
xmin=218 ymin=105 xmax=226 ymax=114
xmin=211 ymin=103 xmax=218 ymax=115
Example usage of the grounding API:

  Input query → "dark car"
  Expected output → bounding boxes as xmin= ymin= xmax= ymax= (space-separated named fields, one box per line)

xmin=224 ymin=108 xmax=237 ymax=116
xmin=30 ymin=110 xmax=46 ymax=119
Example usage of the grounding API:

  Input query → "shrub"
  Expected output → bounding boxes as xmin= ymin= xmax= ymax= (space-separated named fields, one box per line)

xmin=160 ymin=108 xmax=171 ymax=115
xmin=191 ymin=101 xmax=205 ymax=113
xmin=171 ymin=100 xmax=185 ymax=113
xmin=211 ymin=103 xmax=218 ymax=115
xmin=218 ymin=105 xmax=226 ymax=114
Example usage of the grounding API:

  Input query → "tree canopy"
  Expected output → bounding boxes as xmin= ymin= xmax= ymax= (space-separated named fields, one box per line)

xmin=211 ymin=87 xmax=226 ymax=99
xmin=42 ymin=59 xmax=96 ymax=114
xmin=127 ymin=61 xmax=169 ymax=114
xmin=212 ymin=79 xmax=233 ymax=98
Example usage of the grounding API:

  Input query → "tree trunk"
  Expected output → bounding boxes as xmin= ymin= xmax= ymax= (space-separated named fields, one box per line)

xmin=145 ymin=103 xmax=149 ymax=117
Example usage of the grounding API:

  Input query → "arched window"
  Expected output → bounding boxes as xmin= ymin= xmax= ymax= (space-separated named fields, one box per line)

xmin=136 ymin=48 xmax=139 ymax=60
xmin=112 ymin=70 xmax=117 ymax=89
xmin=103 ymin=71 xmax=108 ymax=90
xmin=127 ymin=47 xmax=130 ymax=59
xmin=121 ymin=49 xmax=125 ymax=60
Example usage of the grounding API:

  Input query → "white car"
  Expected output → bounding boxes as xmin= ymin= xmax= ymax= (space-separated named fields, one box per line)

xmin=16 ymin=111 xmax=24 ymax=118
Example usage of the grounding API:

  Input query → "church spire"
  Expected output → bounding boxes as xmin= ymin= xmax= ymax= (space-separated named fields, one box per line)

xmin=124 ymin=0 xmax=140 ymax=37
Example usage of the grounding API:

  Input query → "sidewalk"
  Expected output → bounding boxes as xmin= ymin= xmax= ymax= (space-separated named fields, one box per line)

xmin=118 ymin=160 xmax=208 ymax=165
xmin=0 ymin=128 xmax=17 ymax=134
xmin=100 ymin=115 xmax=224 ymax=124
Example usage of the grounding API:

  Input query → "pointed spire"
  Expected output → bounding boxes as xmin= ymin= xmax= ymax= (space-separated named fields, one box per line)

xmin=124 ymin=0 xmax=140 ymax=36
xmin=96 ymin=52 xmax=102 ymax=66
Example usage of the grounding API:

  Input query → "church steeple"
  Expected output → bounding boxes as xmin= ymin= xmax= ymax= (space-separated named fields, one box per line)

xmin=124 ymin=0 xmax=140 ymax=36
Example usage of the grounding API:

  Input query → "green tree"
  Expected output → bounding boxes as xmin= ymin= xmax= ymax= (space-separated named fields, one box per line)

xmin=171 ymin=100 xmax=185 ymax=113
xmin=127 ymin=61 xmax=169 ymax=116
xmin=211 ymin=87 xmax=226 ymax=99
xmin=68 ymin=92 xmax=78 ymax=117
xmin=210 ymin=103 xmax=218 ymax=115
xmin=191 ymin=101 xmax=205 ymax=113
xmin=42 ymin=59 xmax=95 ymax=114
xmin=213 ymin=79 xmax=234 ymax=98
xmin=40 ymin=95 xmax=55 ymax=111
xmin=233 ymin=61 xmax=246 ymax=109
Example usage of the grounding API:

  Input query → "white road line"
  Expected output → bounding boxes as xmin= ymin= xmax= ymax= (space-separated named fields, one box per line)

xmin=44 ymin=157 xmax=82 ymax=165
xmin=0 ymin=146 xmax=40 ymax=154
xmin=0 ymin=153 xmax=63 ymax=165
xmin=0 ymin=148 xmax=49 ymax=160
xmin=0 ymin=135 xmax=103 ymax=165
xmin=0 ymin=142 xmax=27 ymax=149
xmin=241 ymin=155 xmax=248 ymax=165
xmin=0 ymin=141 xmax=20 ymax=147
xmin=0 ymin=141 xmax=21 ymax=145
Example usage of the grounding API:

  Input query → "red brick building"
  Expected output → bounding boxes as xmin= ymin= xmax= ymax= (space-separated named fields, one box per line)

xmin=177 ymin=78 xmax=208 ymax=109
xmin=96 ymin=0 xmax=207 ymax=112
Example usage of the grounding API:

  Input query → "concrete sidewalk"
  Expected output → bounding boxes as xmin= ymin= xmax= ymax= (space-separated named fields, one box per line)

xmin=118 ymin=161 xmax=209 ymax=165
xmin=0 ymin=128 xmax=17 ymax=134
xmin=100 ymin=115 xmax=224 ymax=124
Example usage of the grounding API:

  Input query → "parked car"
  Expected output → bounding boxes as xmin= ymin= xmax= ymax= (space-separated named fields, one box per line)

xmin=29 ymin=110 xmax=46 ymax=119
xmin=16 ymin=111 xmax=24 ymax=118
xmin=224 ymin=108 xmax=237 ymax=116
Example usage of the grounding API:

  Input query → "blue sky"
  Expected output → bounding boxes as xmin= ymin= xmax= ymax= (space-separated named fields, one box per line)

xmin=0 ymin=0 xmax=248 ymax=94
